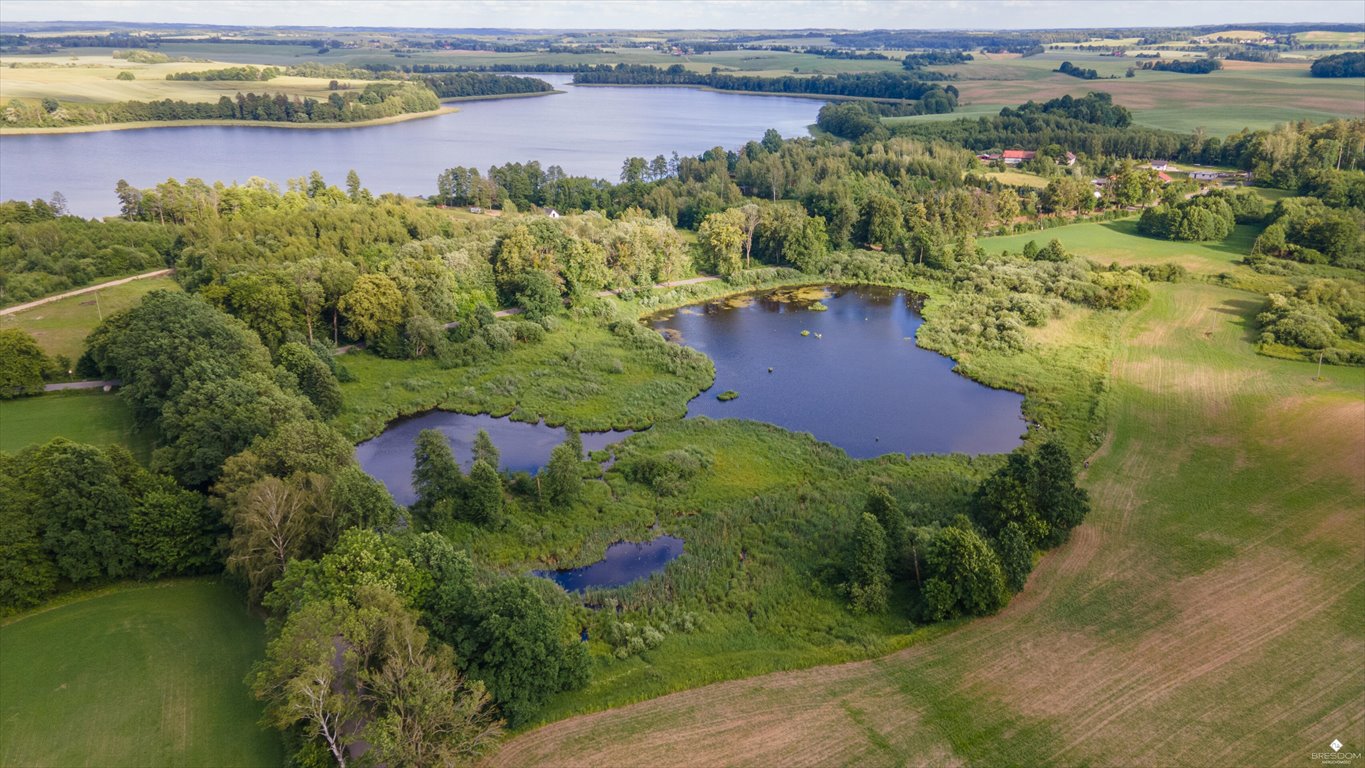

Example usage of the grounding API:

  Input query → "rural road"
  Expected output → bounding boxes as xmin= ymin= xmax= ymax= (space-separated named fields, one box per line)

xmin=43 ymin=380 xmax=121 ymax=392
xmin=0 ymin=268 xmax=175 ymax=316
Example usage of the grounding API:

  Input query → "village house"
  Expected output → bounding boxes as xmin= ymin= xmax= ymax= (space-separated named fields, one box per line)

xmin=978 ymin=150 xmax=1076 ymax=167
xmin=1190 ymin=170 xmax=1221 ymax=182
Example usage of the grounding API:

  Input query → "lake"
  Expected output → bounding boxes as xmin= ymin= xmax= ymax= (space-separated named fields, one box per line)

xmin=649 ymin=285 xmax=1026 ymax=457
xmin=0 ymin=75 xmax=821 ymax=217
xmin=534 ymin=536 xmax=685 ymax=592
xmin=354 ymin=410 xmax=632 ymax=507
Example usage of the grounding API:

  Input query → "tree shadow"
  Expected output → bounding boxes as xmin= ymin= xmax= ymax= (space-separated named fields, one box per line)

xmin=1210 ymin=297 xmax=1264 ymax=344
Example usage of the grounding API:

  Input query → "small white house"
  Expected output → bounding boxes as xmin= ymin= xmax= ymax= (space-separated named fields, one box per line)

xmin=547 ymin=208 xmax=561 ymax=218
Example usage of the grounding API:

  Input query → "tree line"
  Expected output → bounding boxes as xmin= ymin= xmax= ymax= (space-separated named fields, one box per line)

xmin=571 ymin=64 xmax=960 ymax=100
xmin=420 ymin=72 xmax=554 ymax=99
xmin=3 ymin=81 xmax=438 ymax=128
xmin=0 ymin=199 xmax=179 ymax=307
xmin=1310 ymin=52 xmax=1365 ymax=78
xmin=847 ymin=443 xmax=1089 ymax=619
xmin=166 ymin=65 xmax=281 ymax=81
xmin=1138 ymin=58 xmax=1222 ymax=74
xmin=1056 ymin=61 xmax=1107 ymax=80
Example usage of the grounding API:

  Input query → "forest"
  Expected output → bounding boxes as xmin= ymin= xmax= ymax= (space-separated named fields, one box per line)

xmin=1138 ymin=58 xmax=1223 ymax=74
xmin=571 ymin=64 xmax=960 ymax=104
xmin=1310 ymin=51 xmax=1365 ymax=77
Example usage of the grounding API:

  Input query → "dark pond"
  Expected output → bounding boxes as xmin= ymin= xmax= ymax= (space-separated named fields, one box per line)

xmin=534 ymin=536 xmax=685 ymax=592
xmin=1 ymin=75 xmax=820 ymax=217
xmin=354 ymin=411 xmax=632 ymax=507
xmin=649 ymin=285 xmax=1025 ymax=457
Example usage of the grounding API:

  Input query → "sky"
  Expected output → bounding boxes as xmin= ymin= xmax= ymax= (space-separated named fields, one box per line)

xmin=2 ymin=0 xmax=1362 ymax=31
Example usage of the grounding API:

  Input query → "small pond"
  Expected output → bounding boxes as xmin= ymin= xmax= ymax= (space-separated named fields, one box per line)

xmin=355 ymin=411 xmax=632 ymax=506
xmin=533 ymin=536 xmax=685 ymax=592
xmin=649 ymin=285 xmax=1025 ymax=458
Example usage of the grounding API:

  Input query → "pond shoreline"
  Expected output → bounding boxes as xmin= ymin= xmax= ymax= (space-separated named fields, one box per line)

xmin=647 ymin=283 xmax=1026 ymax=458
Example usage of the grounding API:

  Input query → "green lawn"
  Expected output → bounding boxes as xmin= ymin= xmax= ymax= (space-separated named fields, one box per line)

xmin=0 ymin=275 xmax=180 ymax=362
xmin=980 ymin=218 xmax=1264 ymax=275
xmin=0 ymin=390 xmax=151 ymax=461
xmin=0 ymin=580 xmax=282 ymax=768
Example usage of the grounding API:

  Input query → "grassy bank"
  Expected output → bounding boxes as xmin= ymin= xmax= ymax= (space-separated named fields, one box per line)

xmin=0 ymin=579 xmax=283 ymax=768
xmin=0 ymin=105 xmax=459 ymax=136
xmin=333 ymin=312 xmax=716 ymax=442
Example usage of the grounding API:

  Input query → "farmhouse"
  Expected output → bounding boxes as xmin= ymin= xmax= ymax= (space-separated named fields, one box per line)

xmin=1002 ymin=149 xmax=1036 ymax=165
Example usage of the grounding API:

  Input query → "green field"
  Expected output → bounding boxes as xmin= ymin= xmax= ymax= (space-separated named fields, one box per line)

xmin=0 ymin=275 xmax=180 ymax=361
xmin=938 ymin=53 xmax=1365 ymax=135
xmin=980 ymin=218 xmax=1263 ymax=275
xmin=488 ymin=245 xmax=1365 ymax=768
xmin=0 ymin=580 xmax=282 ymax=768
xmin=1298 ymin=30 xmax=1365 ymax=45
xmin=0 ymin=390 xmax=151 ymax=461
xmin=0 ymin=55 xmax=378 ymax=105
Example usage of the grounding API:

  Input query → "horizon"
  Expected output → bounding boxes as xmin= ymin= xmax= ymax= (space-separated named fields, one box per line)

xmin=2 ymin=0 xmax=1363 ymax=32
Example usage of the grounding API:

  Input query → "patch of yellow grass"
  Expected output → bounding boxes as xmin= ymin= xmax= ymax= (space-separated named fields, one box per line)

xmin=0 ymin=54 xmax=390 ymax=104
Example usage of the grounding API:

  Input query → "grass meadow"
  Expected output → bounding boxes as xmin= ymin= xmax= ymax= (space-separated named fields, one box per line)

xmin=333 ymin=314 xmax=715 ymax=442
xmin=0 ymin=390 xmax=151 ymax=461
xmin=0 ymin=55 xmax=364 ymax=104
xmin=979 ymin=218 xmax=1262 ymax=276
xmin=0 ymin=275 xmax=180 ymax=361
xmin=0 ymin=580 xmax=282 ymax=768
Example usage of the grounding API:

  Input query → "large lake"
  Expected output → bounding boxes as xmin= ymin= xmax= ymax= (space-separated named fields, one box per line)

xmin=0 ymin=75 xmax=820 ymax=217
xmin=650 ymin=285 xmax=1026 ymax=457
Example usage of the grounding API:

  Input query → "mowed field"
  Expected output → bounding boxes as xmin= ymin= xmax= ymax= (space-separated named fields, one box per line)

xmin=0 ymin=390 xmax=151 ymax=460
xmin=488 ymin=260 xmax=1365 ymax=763
xmin=979 ymin=218 xmax=1260 ymax=275
xmin=933 ymin=52 xmax=1365 ymax=135
xmin=0 ymin=274 xmax=180 ymax=361
xmin=0 ymin=580 xmax=282 ymax=768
